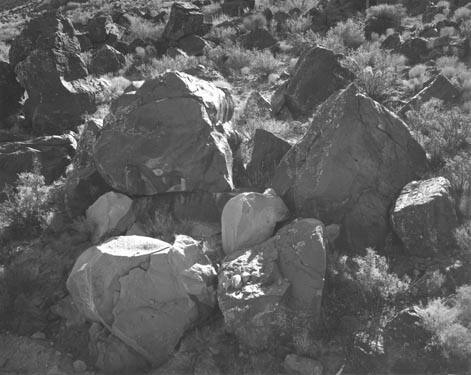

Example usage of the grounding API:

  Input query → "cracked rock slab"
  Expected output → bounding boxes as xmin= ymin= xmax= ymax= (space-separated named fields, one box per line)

xmin=271 ymin=83 xmax=427 ymax=252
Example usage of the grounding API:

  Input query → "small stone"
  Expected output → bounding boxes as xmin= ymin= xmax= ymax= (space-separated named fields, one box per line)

xmin=73 ymin=360 xmax=87 ymax=373
xmin=31 ymin=331 xmax=46 ymax=340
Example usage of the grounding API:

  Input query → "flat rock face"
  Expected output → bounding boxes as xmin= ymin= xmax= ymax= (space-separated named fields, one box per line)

xmin=67 ymin=235 xmax=217 ymax=369
xmin=218 ymin=219 xmax=327 ymax=349
xmin=0 ymin=134 xmax=76 ymax=193
xmin=86 ymin=191 xmax=135 ymax=243
xmin=221 ymin=189 xmax=289 ymax=255
xmin=0 ymin=61 xmax=24 ymax=121
xmin=391 ymin=177 xmax=458 ymax=257
xmin=163 ymin=2 xmax=204 ymax=42
xmin=94 ymin=71 xmax=234 ymax=196
xmin=272 ymin=84 xmax=428 ymax=252
xmin=272 ymin=46 xmax=354 ymax=119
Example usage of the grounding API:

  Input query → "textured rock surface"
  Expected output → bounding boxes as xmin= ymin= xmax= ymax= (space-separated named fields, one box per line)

xmin=0 ymin=61 xmax=24 ymax=121
xmin=67 ymin=235 xmax=217 ymax=369
xmin=87 ymin=13 xmax=120 ymax=44
xmin=0 ymin=134 xmax=76 ymax=193
xmin=271 ymin=46 xmax=354 ymax=118
xmin=218 ymin=219 xmax=327 ymax=349
xmin=391 ymin=177 xmax=458 ymax=257
xmin=86 ymin=191 xmax=135 ymax=243
xmin=221 ymin=189 xmax=289 ymax=255
xmin=246 ymin=129 xmax=291 ymax=188
xmin=94 ymin=71 xmax=234 ymax=195
xmin=89 ymin=44 xmax=126 ymax=75
xmin=163 ymin=2 xmax=205 ymax=41
xmin=272 ymin=84 xmax=427 ymax=252
xmin=284 ymin=354 xmax=323 ymax=375
xmin=238 ymin=28 xmax=277 ymax=50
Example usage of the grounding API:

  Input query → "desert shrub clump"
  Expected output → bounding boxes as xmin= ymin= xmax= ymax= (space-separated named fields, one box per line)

xmin=322 ymin=19 xmax=366 ymax=52
xmin=419 ymin=285 xmax=471 ymax=360
xmin=0 ymin=162 xmax=63 ymax=243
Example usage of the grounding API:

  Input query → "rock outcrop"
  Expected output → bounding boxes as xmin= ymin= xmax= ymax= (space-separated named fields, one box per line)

xmin=391 ymin=177 xmax=458 ymax=257
xmin=67 ymin=235 xmax=217 ymax=370
xmin=89 ymin=44 xmax=126 ymax=75
xmin=94 ymin=71 xmax=234 ymax=195
xmin=9 ymin=13 xmax=108 ymax=134
xmin=0 ymin=134 xmax=76 ymax=193
xmin=221 ymin=189 xmax=289 ymax=255
xmin=0 ymin=61 xmax=24 ymax=121
xmin=163 ymin=2 xmax=205 ymax=42
xmin=271 ymin=47 xmax=354 ymax=119
xmin=272 ymin=84 xmax=428 ymax=252
xmin=218 ymin=218 xmax=327 ymax=349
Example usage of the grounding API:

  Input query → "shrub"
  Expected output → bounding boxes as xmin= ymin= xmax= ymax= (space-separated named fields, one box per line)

xmin=406 ymin=100 xmax=471 ymax=169
xmin=455 ymin=221 xmax=471 ymax=258
xmin=365 ymin=4 xmax=405 ymax=35
xmin=249 ymin=49 xmax=282 ymax=77
xmin=419 ymin=286 xmax=471 ymax=360
xmin=0 ymin=162 xmax=63 ymax=242
xmin=345 ymin=42 xmax=407 ymax=102
xmin=242 ymin=14 xmax=267 ymax=31
xmin=404 ymin=64 xmax=431 ymax=93
xmin=326 ymin=19 xmax=365 ymax=51
xmin=125 ymin=16 xmax=164 ymax=41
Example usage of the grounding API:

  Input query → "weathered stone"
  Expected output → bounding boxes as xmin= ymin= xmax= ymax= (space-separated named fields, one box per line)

xmin=221 ymin=189 xmax=289 ymax=255
xmin=87 ymin=13 xmax=120 ymax=44
xmin=284 ymin=354 xmax=323 ymax=375
xmin=398 ymin=74 xmax=461 ymax=116
xmin=246 ymin=129 xmax=291 ymax=188
xmin=271 ymin=46 xmax=354 ymax=119
xmin=177 ymin=34 xmax=210 ymax=56
xmin=238 ymin=28 xmax=277 ymax=50
xmin=391 ymin=177 xmax=458 ymax=257
xmin=398 ymin=37 xmax=429 ymax=64
xmin=67 ymin=235 xmax=217 ymax=369
xmin=89 ymin=45 xmax=126 ymax=75
xmin=221 ymin=0 xmax=255 ymax=16
xmin=0 ymin=61 xmax=24 ymax=121
xmin=86 ymin=191 xmax=135 ymax=243
xmin=218 ymin=218 xmax=327 ymax=349
xmin=0 ymin=134 xmax=76 ymax=193
xmin=163 ymin=2 xmax=205 ymax=42
xmin=94 ymin=71 xmax=234 ymax=195
xmin=272 ymin=84 xmax=427 ymax=252
xmin=381 ymin=33 xmax=403 ymax=50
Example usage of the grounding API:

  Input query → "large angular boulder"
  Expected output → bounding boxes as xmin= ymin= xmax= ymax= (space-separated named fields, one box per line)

xmin=67 ymin=235 xmax=217 ymax=369
xmin=64 ymin=120 xmax=111 ymax=218
xmin=246 ymin=129 xmax=291 ymax=188
xmin=87 ymin=13 xmax=120 ymax=44
xmin=86 ymin=191 xmax=135 ymax=243
xmin=177 ymin=34 xmax=211 ymax=56
xmin=218 ymin=218 xmax=327 ymax=349
xmin=221 ymin=0 xmax=255 ymax=16
xmin=89 ymin=45 xmax=126 ymax=75
xmin=0 ymin=61 xmax=24 ymax=121
xmin=94 ymin=71 xmax=234 ymax=196
xmin=391 ymin=177 xmax=458 ymax=257
xmin=398 ymin=74 xmax=461 ymax=116
xmin=0 ymin=134 xmax=76 ymax=193
xmin=221 ymin=189 xmax=289 ymax=255
xmin=271 ymin=47 xmax=354 ymax=119
xmin=163 ymin=2 xmax=205 ymax=42
xmin=272 ymin=84 xmax=428 ymax=252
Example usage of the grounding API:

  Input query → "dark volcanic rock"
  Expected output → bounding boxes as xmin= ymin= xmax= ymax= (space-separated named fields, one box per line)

xmin=163 ymin=2 xmax=205 ymax=42
xmin=0 ymin=61 xmax=23 ymax=121
xmin=271 ymin=47 xmax=354 ymax=119
xmin=89 ymin=45 xmax=126 ymax=75
xmin=87 ymin=13 xmax=120 ymax=44
xmin=271 ymin=84 xmax=428 ymax=252
xmin=221 ymin=0 xmax=255 ymax=16
xmin=238 ymin=28 xmax=277 ymax=50
xmin=94 ymin=71 xmax=235 ymax=196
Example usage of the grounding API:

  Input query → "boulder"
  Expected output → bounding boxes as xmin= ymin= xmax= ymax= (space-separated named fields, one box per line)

xmin=218 ymin=218 xmax=327 ymax=349
xmin=0 ymin=61 xmax=24 ymax=121
xmin=398 ymin=74 xmax=461 ymax=116
xmin=94 ymin=71 xmax=234 ymax=195
xmin=89 ymin=45 xmax=126 ymax=75
xmin=246 ymin=129 xmax=291 ymax=188
xmin=221 ymin=0 xmax=255 ymax=16
xmin=0 ymin=134 xmax=76 ymax=193
xmin=380 ymin=32 xmax=402 ymax=50
xmin=221 ymin=189 xmax=289 ymax=255
xmin=271 ymin=47 xmax=354 ymax=119
xmin=10 ymin=13 xmax=106 ymax=134
xmin=391 ymin=177 xmax=458 ymax=257
xmin=87 ymin=13 xmax=120 ymax=44
xmin=272 ymin=84 xmax=427 ymax=252
xmin=284 ymin=354 xmax=323 ymax=375
xmin=238 ymin=28 xmax=278 ymax=50
xmin=177 ymin=34 xmax=210 ymax=56
xmin=67 ymin=235 xmax=218 ymax=369
xmin=86 ymin=191 xmax=135 ymax=243
xmin=64 ymin=120 xmax=111 ymax=218
xmin=163 ymin=2 xmax=205 ymax=42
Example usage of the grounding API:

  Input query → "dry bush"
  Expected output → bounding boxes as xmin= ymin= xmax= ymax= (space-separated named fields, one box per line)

xmin=404 ymin=64 xmax=431 ymax=93
xmin=125 ymin=16 xmax=164 ymax=41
